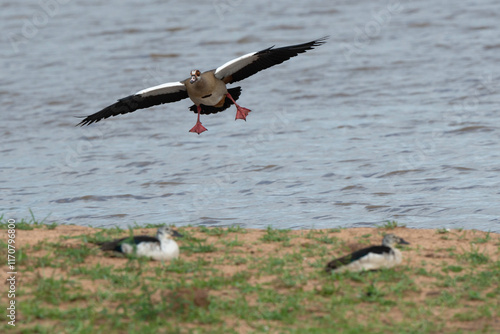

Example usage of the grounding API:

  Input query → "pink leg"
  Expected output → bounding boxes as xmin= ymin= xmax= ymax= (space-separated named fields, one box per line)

xmin=226 ymin=93 xmax=251 ymax=121
xmin=189 ymin=106 xmax=208 ymax=134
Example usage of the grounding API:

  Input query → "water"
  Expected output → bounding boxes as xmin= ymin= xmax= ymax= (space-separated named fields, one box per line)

xmin=1 ymin=0 xmax=499 ymax=232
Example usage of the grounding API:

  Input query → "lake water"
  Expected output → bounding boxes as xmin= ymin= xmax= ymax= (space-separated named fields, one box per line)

xmin=1 ymin=0 xmax=499 ymax=232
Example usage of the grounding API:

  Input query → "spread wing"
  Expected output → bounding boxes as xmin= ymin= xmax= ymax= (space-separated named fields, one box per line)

xmin=214 ymin=36 xmax=328 ymax=84
xmin=325 ymin=245 xmax=392 ymax=272
xmin=77 ymin=81 xmax=188 ymax=126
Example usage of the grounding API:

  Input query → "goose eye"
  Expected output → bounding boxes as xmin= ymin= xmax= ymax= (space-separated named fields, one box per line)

xmin=196 ymin=70 xmax=201 ymax=76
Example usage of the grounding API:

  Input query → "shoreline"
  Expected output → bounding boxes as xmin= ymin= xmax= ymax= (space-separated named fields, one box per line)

xmin=1 ymin=222 xmax=499 ymax=333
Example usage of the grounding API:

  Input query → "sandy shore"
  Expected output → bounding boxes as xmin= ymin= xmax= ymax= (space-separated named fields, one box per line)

xmin=2 ymin=224 xmax=499 ymax=333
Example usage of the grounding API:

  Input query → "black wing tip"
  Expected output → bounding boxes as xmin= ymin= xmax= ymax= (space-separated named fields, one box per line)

xmin=312 ymin=35 xmax=329 ymax=46
xmin=325 ymin=255 xmax=352 ymax=272
xmin=299 ymin=36 xmax=329 ymax=50
xmin=75 ymin=94 xmax=144 ymax=127
xmin=78 ymin=118 xmax=101 ymax=126
xmin=263 ymin=36 xmax=328 ymax=53
xmin=76 ymin=118 xmax=95 ymax=127
xmin=75 ymin=111 xmax=105 ymax=126
xmin=73 ymin=115 xmax=91 ymax=127
xmin=325 ymin=262 xmax=337 ymax=272
xmin=325 ymin=259 xmax=348 ymax=273
xmin=99 ymin=241 xmax=120 ymax=252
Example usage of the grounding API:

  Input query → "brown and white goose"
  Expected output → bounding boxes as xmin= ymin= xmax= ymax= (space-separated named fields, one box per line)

xmin=78 ymin=37 xmax=328 ymax=134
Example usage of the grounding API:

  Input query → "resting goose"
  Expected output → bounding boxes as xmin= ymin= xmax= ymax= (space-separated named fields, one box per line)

xmin=325 ymin=234 xmax=409 ymax=273
xmin=78 ymin=37 xmax=328 ymax=134
xmin=99 ymin=226 xmax=183 ymax=261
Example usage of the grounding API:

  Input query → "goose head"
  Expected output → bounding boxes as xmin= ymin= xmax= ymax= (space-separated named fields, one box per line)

xmin=382 ymin=234 xmax=409 ymax=247
xmin=190 ymin=69 xmax=201 ymax=84
xmin=156 ymin=226 xmax=183 ymax=240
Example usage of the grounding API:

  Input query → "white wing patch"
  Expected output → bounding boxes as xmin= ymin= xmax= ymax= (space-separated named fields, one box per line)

xmin=121 ymin=243 xmax=134 ymax=255
xmin=136 ymin=241 xmax=162 ymax=256
xmin=333 ymin=249 xmax=401 ymax=273
xmin=214 ymin=51 xmax=259 ymax=80
xmin=135 ymin=81 xmax=186 ymax=97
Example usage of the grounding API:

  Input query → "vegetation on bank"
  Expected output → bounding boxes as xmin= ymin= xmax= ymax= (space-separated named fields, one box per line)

xmin=1 ymin=217 xmax=499 ymax=333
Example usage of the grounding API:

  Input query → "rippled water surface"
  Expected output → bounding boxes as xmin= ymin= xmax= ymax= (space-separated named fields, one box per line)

xmin=2 ymin=0 xmax=499 ymax=231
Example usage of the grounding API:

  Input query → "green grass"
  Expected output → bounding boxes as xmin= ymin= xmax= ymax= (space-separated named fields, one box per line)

xmin=376 ymin=220 xmax=406 ymax=229
xmin=472 ymin=232 xmax=492 ymax=244
xmin=181 ymin=239 xmax=217 ymax=254
xmin=3 ymin=220 xmax=500 ymax=334
xmin=0 ymin=210 xmax=57 ymax=230
xmin=260 ymin=226 xmax=291 ymax=243
xmin=458 ymin=245 xmax=490 ymax=265
xmin=436 ymin=228 xmax=450 ymax=234
xmin=305 ymin=229 xmax=340 ymax=245
xmin=198 ymin=225 xmax=248 ymax=237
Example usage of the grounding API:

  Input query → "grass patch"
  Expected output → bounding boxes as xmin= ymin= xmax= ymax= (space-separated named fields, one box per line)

xmin=0 ymin=210 xmax=56 ymax=230
xmin=376 ymin=220 xmax=406 ymax=229
xmin=260 ymin=226 xmax=291 ymax=243
xmin=457 ymin=246 xmax=490 ymax=265
xmin=4 ymin=221 xmax=500 ymax=334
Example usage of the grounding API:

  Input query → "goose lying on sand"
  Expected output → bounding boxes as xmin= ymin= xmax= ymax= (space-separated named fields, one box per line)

xmin=325 ymin=234 xmax=409 ymax=273
xmin=99 ymin=226 xmax=183 ymax=261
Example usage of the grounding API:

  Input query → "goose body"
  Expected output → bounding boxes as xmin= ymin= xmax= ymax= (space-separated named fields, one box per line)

xmin=100 ymin=226 xmax=183 ymax=261
xmin=78 ymin=37 xmax=327 ymax=134
xmin=325 ymin=234 xmax=409 ymax=273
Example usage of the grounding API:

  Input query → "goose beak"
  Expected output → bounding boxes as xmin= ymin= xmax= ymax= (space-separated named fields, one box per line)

xmin=190 ymin=75 xmax=197 ymax=84
xmin=399 ymin=238 xmax=410 ymax=245
xmin=172 ymin=230 xmax=184 ymax=238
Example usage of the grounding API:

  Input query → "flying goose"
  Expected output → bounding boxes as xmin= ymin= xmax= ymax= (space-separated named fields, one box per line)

xmin=99 ymin=226 xmax=183 ymax=261
xmin=78 ymin=37 xmax=328 ymax=134
xmin=325 ymin=234 xmax=409 ymax=273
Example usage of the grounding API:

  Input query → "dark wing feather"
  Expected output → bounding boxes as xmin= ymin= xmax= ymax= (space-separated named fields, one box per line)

xmin=189 ymin=87 xmax=242 ymax=115
xmin=77 ymin=82 xmax=188 ymax=126
xmin=325 ymin=245 xmax=392 ymax=272
xmin=215 ymin=37 xmax=328 ymax=84
xmin=100 ymin=235 xmax=160 ymax=253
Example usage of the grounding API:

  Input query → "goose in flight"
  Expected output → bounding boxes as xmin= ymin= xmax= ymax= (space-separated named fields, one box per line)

xmin=78 ymin=37 xmax=328 ymax=134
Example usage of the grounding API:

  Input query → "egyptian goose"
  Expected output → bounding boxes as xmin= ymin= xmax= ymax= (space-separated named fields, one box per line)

xmin=325 ymin=234 xmax=409 ymax=273
xmin=78 ymin=37 xmax=328 ymax=134
xmin=99 ymin=226 xmax=183 ymax=261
